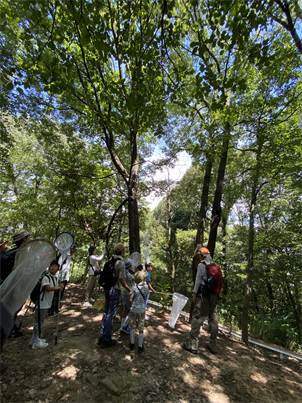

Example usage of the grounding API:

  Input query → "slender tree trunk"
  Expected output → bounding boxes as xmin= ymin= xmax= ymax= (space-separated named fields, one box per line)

xmin=192 ymin=158 xmax=213 ymax=281
xmin=221 ymin=214 xmax=228 ymax=296
xmin=128 ymin=128 xmax=140 ymax=254
xmin=294 ymin=282 xmax=301 ymax=324
xmin=106 ymin=198 xmax=128 ymax=254
xmin=242 ymin=129 xmax=264 ymax=345
xmin=272 ymin=0 xmax=302 ymax=54
xmin=242 ymin=183 xmax=257 ymax=345
xmin=104 ymin=127 xmax=140 ymax=254
xmin=207 ymin=90 xmax=232 ymax=258
xmin=285 ymin=280 xmax=301 ymax=331
xmin=195 ymin=158 xmax=213 ymax=252
xmin=207 ymin=122 xmax=231 ymax=257
xmin=166 ymin=193 xmax=176 ymax=292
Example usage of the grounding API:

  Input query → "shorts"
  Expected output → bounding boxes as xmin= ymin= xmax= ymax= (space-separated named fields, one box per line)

xmin=129 ymin=311 xmax=145 ymax=331
xmin=122 ymin=292 xmax=131 ymax=311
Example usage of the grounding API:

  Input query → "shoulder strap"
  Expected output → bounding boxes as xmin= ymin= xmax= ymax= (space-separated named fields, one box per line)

xmin=136 ymin=284 xmax=147 ymax=301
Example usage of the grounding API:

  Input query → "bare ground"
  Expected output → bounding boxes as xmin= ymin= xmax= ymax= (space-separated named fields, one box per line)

xmin=1 ymin=283 xmax=301 ymax=403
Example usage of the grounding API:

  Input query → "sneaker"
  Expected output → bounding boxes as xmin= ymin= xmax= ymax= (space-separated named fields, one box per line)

xmin=83 ymin=301 xmax=92 ymax=307
xmin=206 ymin=343 xmax=217 ymax=355
xmin=100 ymin=339 xmax=117 ymax=349
xmin=29 ymin=338 xmax=46 ymax=346
xmin=89 ymin=298 xmax=95 ymax=303
xmin=130 ymin=343 xmax=135 ymax=351
xmin=138 ymin=345 xmax=145 ymax=353
xmin=120 ymin=325 xmax=130 ymax=335
xmin=32 ymin=340 xmax=48 ymax=350
xmin=182 ymin=342 xmax=197 ymax=355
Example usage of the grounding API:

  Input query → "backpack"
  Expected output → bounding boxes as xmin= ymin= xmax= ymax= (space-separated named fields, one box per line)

xmin=98 ymin=257 xmax=119 ymax=290
xmin=0 ymin=247 xmax=18 ymax=284
xmin=30 ymin=271 xmax=55 ymax=305
xmin=201 ymin=264 xmax=223 ymax=296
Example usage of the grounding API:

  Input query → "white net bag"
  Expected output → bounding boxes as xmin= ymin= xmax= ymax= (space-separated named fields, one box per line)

xmin=129 ymin=252 xmax=141 ymax=269
xmin=0 ymin=239 xmax=56 ymax=316
xmin=168 ymin=293 xmax=189 ymax=329
xmin=143 ymin=248 xmax=150 ymax=265
xmin=54 ymin=232 xmax=74 ymax=252
xmin=54 ymin=232 xmax=74 ymax=263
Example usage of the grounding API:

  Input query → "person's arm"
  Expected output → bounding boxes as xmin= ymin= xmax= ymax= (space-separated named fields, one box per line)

xmin=129 ymin=294 xmax=133 ymax=306
xmin=90 ymin=251 xmax=105 ymax=262
xmin=147 ymin=281 xmax=156 ymax=293
xmin=119 ymin=278 xmax=131 ymax=293
xmin=193 ymin=263 xmax=205 ymax=294
xmin=44 ymin=283 xmax=64 ymax=292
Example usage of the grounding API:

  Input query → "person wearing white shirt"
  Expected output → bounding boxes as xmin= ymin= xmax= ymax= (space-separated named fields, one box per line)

xmin=30 ymin=261 xmax=64 ymax=349
xmin=83 ymin=246 xmax=105 ymax=307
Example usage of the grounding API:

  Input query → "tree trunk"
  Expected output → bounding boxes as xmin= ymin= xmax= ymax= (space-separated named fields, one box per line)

xmin=191 ymin=158 xmax=213 ymax=282
xmin=242 ymin=182 xmax=256 ymax=345
xmin=194 ymin=158 xmax=213 ymax=252
xmin=285 ymin=280 xmax=301 ymax=332
xmin=221 ymin=214 xmax=228 ymax=296
xmin=242 ymin=128 xmax=264 ymax=345
xmin=167 ymin=193 xmax=176 ymax=292
xmin=104 ymin=127 xmax=140 ymax=255
xmin=128 ymin=129 xmax=140 ymax=254
xmin=207 ymin=122 xmax=231 ymax=257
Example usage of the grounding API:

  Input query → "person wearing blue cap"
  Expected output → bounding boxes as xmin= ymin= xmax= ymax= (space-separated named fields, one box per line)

xmin=83 ymin=246 xmax=105 ymax=307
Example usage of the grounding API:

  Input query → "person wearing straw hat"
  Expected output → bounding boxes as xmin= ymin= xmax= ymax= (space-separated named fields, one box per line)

xmin=183 ymin=247 xmax=219 ymax=355
xmin=129 ymin=270 xmax=149 ymax=353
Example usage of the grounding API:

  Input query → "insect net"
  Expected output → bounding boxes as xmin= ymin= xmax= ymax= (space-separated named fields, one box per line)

xmin=54 ymin=232 xmax=74 ymax=263
xmin=168 ymin=293 xmax=189 ymax=329
xmin=0 ymin=239 xmax=56 ymax=316
xmin=129 ymin=252 xmax=141 ymax=269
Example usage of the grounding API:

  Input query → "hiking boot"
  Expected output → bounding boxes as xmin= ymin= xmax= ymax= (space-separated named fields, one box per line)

xmin=120 ymin=325 xmax=130 ymax=335
xmin=100 ymin=339 xmax=117 ymax=349
xmin=32 ymin=340 xmax=48 ymax=350
xmin=130 ymin=343 xmax=135 ymax=351
xmin=182 ymin=342 xmax=197 ymax=355
xmin=206 ymin=343 xmax=217 ymax=355
xmin=138 ymin=345 xmax=145 ymax=353
xmin=29 ymin=338 xmax=46 ymax=346
xmin=83 ymin=301 xmax=92 ymax=307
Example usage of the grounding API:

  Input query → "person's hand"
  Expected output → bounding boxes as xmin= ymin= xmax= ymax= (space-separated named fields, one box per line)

xmin=59 ymin=284 xmax=64 ymax=291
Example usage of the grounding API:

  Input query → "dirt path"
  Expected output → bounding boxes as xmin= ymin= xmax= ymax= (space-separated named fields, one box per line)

xmin=1 ymin=283 xmax=301 ymax=403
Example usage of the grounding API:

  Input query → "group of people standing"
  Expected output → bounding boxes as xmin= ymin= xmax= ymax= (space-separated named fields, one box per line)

xmin=1 ymin=230 xmax=220 ymax=359
xmin=85 ymin=243 xmax=156 ymax=352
